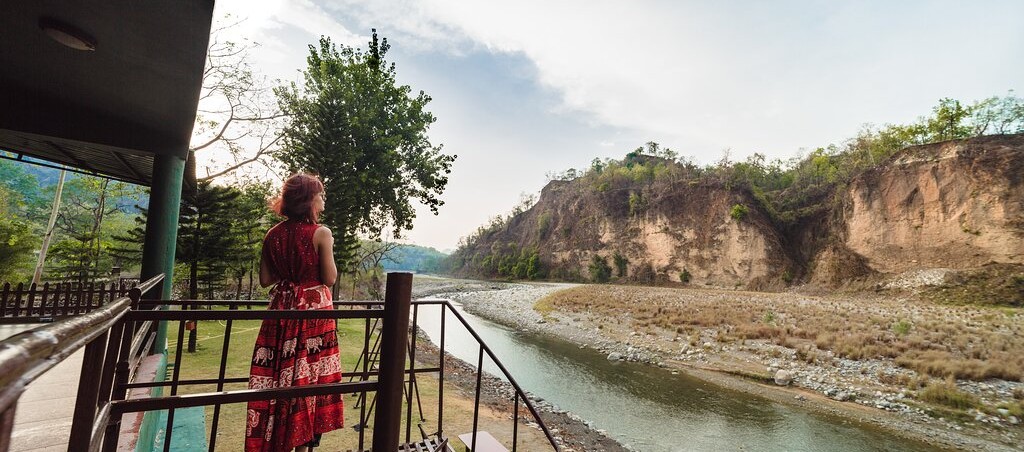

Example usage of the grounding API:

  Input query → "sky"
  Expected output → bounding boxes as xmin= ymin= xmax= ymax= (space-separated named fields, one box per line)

xmin=204 ymin=0 xmax=1024 ymax=252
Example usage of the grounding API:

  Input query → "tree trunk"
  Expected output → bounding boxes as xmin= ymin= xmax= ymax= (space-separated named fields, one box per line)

xmin=32 ymin=169 xmax=66 ymax=285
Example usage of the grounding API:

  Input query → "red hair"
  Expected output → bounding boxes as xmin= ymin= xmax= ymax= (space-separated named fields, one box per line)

xmin=271 ymin=173 xmax=325 ymax=223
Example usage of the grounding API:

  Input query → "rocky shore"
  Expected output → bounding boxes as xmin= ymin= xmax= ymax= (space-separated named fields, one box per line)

xmin=413 ymin=276 xmax=1024 ymax=452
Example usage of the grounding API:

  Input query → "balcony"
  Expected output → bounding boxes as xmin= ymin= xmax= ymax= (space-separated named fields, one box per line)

xmin=0 ymin=273 xmax=559 ymax=451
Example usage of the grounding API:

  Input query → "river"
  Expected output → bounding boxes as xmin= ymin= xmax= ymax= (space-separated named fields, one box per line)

xmin=414 ymin=295 xmax=942 ymax=452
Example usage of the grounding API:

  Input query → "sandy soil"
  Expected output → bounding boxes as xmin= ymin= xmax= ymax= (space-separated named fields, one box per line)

xmin=412 ymin=276 xmax=1024 ymax=452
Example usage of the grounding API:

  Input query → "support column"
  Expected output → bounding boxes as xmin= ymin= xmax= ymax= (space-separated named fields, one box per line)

xmin=140 ymin=153 xmax=185 ymax=354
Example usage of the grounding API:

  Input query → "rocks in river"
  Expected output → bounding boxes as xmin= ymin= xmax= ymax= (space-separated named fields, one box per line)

xmin=1009 ymin=416 xmax=1020 ymax=425
xmin=607 ymin=352 xmax=623 ymax=361
xmin=774 ymin=370 xmax=793 ymax=386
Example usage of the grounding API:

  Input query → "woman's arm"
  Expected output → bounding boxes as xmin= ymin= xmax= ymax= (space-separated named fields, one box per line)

xmin=258 ymin=250 xmax=279 ymax=288
xmin=314 ymin=226 xmax=338 ymax=286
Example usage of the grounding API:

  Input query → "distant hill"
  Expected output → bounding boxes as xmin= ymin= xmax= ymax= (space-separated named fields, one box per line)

xmin=382 ymin=244 xmax=448 ymax=274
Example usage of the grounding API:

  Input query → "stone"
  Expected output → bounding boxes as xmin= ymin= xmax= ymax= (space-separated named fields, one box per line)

xmin=774 ymin=370 xmax=793 ymax=386
xmin=1009 ymin=416 xmax=1020 ymax=425
xmin=997 ymin=408 xmax=1010 ymax=417
xmin=607 ymin=352 xmax=622 ymax=361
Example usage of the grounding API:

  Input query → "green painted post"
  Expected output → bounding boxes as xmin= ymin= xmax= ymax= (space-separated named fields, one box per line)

xmin=140 ymin=153 xmax=185 ymax=354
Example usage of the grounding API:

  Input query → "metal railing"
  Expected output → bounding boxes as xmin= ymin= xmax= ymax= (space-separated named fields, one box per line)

xmin=0 ymin=274 xmax=164 ymax=452
xmin=0 ymin=273 xmax=559 ymax=451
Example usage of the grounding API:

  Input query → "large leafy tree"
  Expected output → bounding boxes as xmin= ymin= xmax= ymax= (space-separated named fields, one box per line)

xmin=275 ymin=31 xmax=456 ymax=271
xmin=0 ymin=184 xmax=36 ymax=281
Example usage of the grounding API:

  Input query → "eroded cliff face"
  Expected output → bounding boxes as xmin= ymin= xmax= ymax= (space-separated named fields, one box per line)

xmin=463 ymin=177 xmax=793 ymax=289
xmin=455 ymin=134 xmax=1024 ymax=289
xmin=836 ymin=135 xmax=1024 ymax=275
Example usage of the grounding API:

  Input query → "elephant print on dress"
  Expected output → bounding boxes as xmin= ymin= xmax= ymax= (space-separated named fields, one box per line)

xmin=246 ymin=409 xmax=259 ymax=436
xmin=306 ymin=336 xmax=323 ymax=353
xmin=282 ymin=338 xmax=297 ymax=357
xmin=254 ymin=347 xmax=274 ymax=365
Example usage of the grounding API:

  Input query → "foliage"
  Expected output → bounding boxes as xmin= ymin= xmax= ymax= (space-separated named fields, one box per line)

xmin=109 ymin=205 xmax=148 ymax=267
xmin=729 ymin=204 xmax=748 ymax=221
xmin=918 ymin=380 xmax=979 ymax=410
xmin=275 ymin=31 xmax=455 ymax=272
xmin=48 ymin=176 xmax=143 ymax=281
xmin=0 ymin=184 xmax=37 ymax=281
xmin=536 ymin=212 xmax=553 ymax=239
xmin=589 ymin=255 xmax=612 ymax=283
xmin=177 ymin=181 xmax=245 ymax=298
xmin=892 ymin=319 xmax=913 ymax=336
xmin=613 ymin=252 xmax=628 ymax=278
xmin=679 ymin=268 xmax=691 ymax=284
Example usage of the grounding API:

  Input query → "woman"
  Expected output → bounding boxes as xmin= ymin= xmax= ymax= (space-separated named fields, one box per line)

xmin=246 ymin=173 xmax=343 ymax=452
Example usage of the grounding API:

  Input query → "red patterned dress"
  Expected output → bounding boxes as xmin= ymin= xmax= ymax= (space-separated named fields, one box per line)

xmin=246 ymin=220 xmax=344 ymax=452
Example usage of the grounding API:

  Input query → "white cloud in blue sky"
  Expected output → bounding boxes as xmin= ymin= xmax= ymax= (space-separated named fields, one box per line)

xmin=211 ymin=0 xmax=1024 ymax=250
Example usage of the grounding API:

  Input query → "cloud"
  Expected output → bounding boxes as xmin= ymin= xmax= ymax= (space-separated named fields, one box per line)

xmin=300 ymin=0 xmax=1024 ymax=161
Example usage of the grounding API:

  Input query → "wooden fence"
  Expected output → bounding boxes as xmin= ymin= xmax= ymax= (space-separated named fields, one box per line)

xmin=0 ymin=280 xmax=137 ymax=323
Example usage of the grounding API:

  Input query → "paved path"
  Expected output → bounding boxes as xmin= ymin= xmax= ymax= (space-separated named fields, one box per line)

xmin=1 ymin=324 xmax=83 ymax=452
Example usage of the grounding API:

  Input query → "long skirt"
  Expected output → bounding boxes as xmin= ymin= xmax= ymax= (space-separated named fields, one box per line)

xmin=245 ymin=284 xmax=344 ymax=452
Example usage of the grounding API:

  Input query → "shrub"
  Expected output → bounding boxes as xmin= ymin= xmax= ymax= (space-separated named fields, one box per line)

xmin=892 ymin=320 xmax=912 ymax=336
xmin=628 ymin=192 xmax=645 ymax=216
xmin=679 ymin=268 xmax=691 ymax=284
xmin=730 ymin=203 xmax=749 ymax=221
xmin=918 ymin=380 xmax=979 ymax=410
xmin=536 ymin=212 xmax=552 ymax=239
xmin=589 ymin=255 xmax=612 ymax=283
xmin=613 ymin=252 xmax=628 ymax=278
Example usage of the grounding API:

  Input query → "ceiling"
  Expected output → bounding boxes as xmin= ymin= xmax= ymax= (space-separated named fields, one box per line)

xmin=0 ymin=1 xmax=214 ymax=186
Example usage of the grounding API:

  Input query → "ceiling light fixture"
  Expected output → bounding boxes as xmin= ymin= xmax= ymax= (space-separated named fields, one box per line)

xmin=39 ymin=17 xmax=96 ymax=51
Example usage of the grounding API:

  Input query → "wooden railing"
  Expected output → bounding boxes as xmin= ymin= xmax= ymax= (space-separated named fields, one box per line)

xmin=0 ymin=280 xmax=136 ymax=323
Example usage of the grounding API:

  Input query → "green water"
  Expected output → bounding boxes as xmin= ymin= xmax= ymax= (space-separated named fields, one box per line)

xmin=415 ymin=302 xmax=944 ymax=452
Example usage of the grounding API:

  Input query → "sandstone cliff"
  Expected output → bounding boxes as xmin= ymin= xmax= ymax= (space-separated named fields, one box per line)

xmin=814 ymin=134 xmax=1024 ymax=282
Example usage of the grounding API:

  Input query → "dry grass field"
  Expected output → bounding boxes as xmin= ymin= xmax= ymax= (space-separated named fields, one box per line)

xmin=538 ymin=284 xmax=1024 ymax=418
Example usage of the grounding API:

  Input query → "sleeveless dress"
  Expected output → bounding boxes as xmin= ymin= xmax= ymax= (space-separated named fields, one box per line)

xmin=245 ymin=220 xmax=344 ymax=452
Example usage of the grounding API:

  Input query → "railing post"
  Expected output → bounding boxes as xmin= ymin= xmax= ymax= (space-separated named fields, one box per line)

xmin=0 ymin=404 xmax=15 ymax=452
xmin=372 ymin=272 xmax=412 ymax=451
xmin=68 ymin=331 xmax=109 ymax=447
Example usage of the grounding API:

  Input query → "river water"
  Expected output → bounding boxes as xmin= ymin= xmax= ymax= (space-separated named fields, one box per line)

xmin=414 ymin=298 xmax=942 ymax=452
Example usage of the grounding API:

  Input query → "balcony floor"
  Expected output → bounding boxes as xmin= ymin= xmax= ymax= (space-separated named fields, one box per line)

xmin=2 ymin=324 xmax=80 ymax=452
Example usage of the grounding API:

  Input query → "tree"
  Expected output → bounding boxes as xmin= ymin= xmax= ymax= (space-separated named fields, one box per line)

xmin=225 ymin=181 xmax=275 ymax=300
xmin=589 ymin=255 xmax=612 ymax=283
xmin=109 ymin=205 xmax=148 ymax=267
xmin=352 ymin=239 xmax=401 ymax=300
xmin=275 ymin=31 xmax=456 ymax=272
xmin=0 ymin=185 xmax=36 ymax=281
xmin=177 ymin=181 xmax=243 ymax=300
xmin=191 ymin=17 xmax=285 ymax=182
xmin=49 ymin=176 xmax=142 ymax=281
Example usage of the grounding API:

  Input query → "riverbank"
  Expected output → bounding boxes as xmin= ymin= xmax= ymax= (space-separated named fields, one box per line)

xmin=414 ymin=276 xmax=1023 ymax=452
